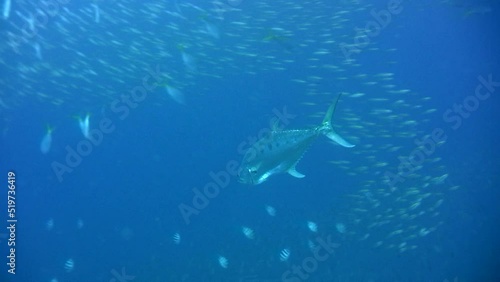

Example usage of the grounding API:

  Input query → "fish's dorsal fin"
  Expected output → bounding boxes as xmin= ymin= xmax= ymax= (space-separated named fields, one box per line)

xmin=288 ymin=166 xmax=305 ymax=178
xmin=322 ymin=92 xmax=343 ymax=126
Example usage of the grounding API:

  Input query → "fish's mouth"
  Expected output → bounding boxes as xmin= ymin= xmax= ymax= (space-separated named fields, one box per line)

xmin=237 ymin=178 xmax=247 ymax=184
xmin=237 ymin=175 xmax=251 ymax=185
xmin=236 ymin=169 xmax=245 ymax=183
xmin=237 ymin=167 xmax=255 ymax=185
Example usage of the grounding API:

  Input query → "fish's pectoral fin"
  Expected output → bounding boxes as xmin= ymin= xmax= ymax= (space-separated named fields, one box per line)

xmin=288 ymin=166 xmax=305 ymax=178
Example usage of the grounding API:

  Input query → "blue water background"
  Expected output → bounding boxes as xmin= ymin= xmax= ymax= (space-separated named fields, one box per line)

xmin=0 ymin=0 xmax=499 ymax=281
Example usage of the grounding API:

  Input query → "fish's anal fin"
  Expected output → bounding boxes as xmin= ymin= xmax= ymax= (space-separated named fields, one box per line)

xmin=288 ymin=167 xmax=305 ymax=178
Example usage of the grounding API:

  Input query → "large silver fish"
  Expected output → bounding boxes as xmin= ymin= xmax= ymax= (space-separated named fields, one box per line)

xmin=238 ymin=95 xmax=355 ymax=185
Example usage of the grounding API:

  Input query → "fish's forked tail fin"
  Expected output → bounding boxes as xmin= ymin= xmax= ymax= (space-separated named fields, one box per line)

xmin=320 ymin=93 xmax=355 ymax=148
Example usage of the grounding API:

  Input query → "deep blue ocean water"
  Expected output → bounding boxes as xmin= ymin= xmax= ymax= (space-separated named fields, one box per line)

xmin=0 ymin=0 xmax=499 ymax=281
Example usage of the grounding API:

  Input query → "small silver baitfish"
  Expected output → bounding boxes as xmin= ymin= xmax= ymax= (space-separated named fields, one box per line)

xmin=238 ymin=94 xmax=355 ymax=185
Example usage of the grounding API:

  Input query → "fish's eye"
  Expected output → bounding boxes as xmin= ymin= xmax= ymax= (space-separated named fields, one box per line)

xmin=249 ymin=168 xmax=257 ymax=174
